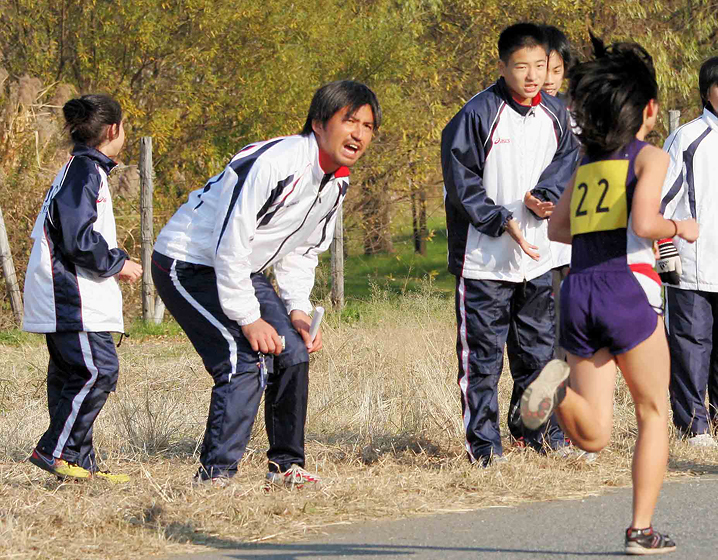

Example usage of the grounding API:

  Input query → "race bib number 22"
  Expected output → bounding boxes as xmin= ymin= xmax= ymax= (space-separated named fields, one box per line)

xmin=570 ymin=159 xmax=629 ymax=236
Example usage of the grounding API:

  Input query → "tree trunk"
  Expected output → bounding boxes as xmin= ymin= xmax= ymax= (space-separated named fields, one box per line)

xmin=411 ymin=190 xmax=420 ymax=253
xmin=331 ymin=206 xmax=344 ymax=309
xmin=362 ymin=180 xmax=393 ymax=255
xmin=411 ymin=184 xmax=427 ymax=256
xmin=418 ymin=186 xmax=427 ymax=256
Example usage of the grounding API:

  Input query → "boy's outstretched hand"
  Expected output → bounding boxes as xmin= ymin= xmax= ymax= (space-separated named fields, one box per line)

xmin=677 ymin=218 xmax=699 ymax=243
xmin=290 ymin=310 xmax=323 ymax=353
xmin=524 ymin=191 xmax=555 ymax=218
xmin=505 ymin=219 xmax=540 ymax=261
xmin=118 ymin=259 xmax=142 ymax=283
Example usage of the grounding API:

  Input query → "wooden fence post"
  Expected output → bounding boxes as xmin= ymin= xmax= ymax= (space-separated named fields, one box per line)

xmin=669 ymin=110 xmax=680 ymax=135
xmin=153 ymin=295 xmax=165 ymax=325
xmin=0 ymin=204 xmax=23 ymax=325
xmin=330 ymin=206 xmax=344 ymax=309
xmin=139 ymin=137 xmax=155 ymax=322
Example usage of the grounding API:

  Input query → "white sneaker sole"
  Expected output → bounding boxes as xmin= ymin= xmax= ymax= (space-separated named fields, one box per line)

xmin=520 ymin=359 xmax=570 ymax=430
xmin=625 ymin=542 xmax=676 ymax=555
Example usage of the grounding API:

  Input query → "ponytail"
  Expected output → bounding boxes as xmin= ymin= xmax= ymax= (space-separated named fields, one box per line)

xmin=63 ymin=94 xmax=122 ymax=148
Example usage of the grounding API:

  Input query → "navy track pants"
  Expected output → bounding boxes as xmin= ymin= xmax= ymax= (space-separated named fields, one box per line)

xmin=152 ymin=251 xmax=310 ymax=479
xmin=455 ymin=272 xmax=565 ymax=464
xmin=37 ymin=331 xmax=119 ymax=470
xmin=667 ymin=287 xmax=718 ymax=436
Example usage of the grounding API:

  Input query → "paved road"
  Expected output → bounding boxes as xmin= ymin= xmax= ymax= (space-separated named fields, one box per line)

xmin=167 ymin=477 xmax=718 ymax=559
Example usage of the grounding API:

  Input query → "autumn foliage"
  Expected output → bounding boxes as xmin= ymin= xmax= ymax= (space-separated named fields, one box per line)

xmin=0 ymin=0 xmax=716 ymax=325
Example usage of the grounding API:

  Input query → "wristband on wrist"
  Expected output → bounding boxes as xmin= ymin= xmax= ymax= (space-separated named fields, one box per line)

xmin=669 ymin=219 xmax=678 ymax=238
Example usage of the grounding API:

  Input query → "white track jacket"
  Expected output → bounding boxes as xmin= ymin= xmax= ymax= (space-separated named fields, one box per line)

xmin=441 ymin=79 xmax=578 ymax=281
xmin=23 ymin=145 xmax=127 ymax=333
xmin=661 ymin=107 xmax=718 ymax=292
xmin=153 ymin=134 xmax=348 ymax=325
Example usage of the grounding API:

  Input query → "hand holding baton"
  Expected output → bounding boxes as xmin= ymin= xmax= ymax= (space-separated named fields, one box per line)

xmin=309 ymin=306 xmax=325 ymax=342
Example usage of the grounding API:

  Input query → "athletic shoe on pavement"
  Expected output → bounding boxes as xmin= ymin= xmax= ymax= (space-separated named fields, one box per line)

xmin=625 ymin=526 xmax=676 ymax=555
xmin=265 ymin=464 xmax=321 ymax=488
xmin=521 ymin=359 xmax=570 ymax=430
xmin=28 ymin=448 xmax=91 ymax=480
xmin=93 ymin=470 xmax=131 ymax=484
xmin=687 ymin=433 xmax=718 ymax=448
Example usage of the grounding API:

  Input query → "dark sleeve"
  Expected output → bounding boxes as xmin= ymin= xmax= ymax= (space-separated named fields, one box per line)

xmin=48 ymin=159 xmax=127 ymax=277
xmin=530 ymin=111 xmax=579 ymax=209
xmin=441 ymin=108 xmax=512 ymax=238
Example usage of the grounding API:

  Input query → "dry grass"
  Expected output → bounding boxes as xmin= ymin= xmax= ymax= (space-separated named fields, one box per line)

xmin=1 ymin=291 xmax=717 ymax=559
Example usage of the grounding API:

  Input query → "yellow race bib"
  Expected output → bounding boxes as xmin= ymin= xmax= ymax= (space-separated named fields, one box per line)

xmin=570 ymin=159 xmax=629 ymax=235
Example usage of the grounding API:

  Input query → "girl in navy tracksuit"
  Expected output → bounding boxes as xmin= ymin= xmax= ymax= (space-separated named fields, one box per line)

xmin=521 ymin=37 xmax=698 ymax=554
xmin=23 ymin=94 xmax=142 ymax=482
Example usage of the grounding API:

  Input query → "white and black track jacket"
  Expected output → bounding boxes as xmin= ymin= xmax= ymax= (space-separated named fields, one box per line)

xmin=442 ymin=78 xmax=579 ymax=281
xmin=153 ymin=133 xmax=348 ymax=326
xmin=23 ymin=145 xmax=128 ymax=333
xmin=661 ymin=107 xmax=718 ymax=292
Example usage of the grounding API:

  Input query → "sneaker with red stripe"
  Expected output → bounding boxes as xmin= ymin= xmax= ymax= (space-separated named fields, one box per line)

xmin=265 ymin=464 xmax=320 ymax=489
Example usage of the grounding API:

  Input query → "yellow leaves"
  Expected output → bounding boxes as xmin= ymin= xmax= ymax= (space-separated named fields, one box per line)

xmin=1 ymin=0 xmax=714 ymax=220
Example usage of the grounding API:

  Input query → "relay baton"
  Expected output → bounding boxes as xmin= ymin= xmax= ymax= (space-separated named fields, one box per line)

xmin=309 ymin=306 xmax=325 ymax=342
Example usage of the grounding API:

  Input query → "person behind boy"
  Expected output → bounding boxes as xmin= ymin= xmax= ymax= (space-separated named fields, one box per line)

xmin=541 ymin=25 xmax=575 ymax=360
xmin=23 ymin=94 xmax=142 ymax=483
xmin=152 ymin=80 xmax=380 ymax=485
xmin=441 ymin=23 xmax=579 ymax=466
xmin=660 ymin=56 xmax=718 ymax=447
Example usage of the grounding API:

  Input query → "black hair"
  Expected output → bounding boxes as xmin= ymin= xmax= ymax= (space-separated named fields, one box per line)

xmin=568 ymin=34 xmax=657 ymax=157
xmin=63 ymin=94 xmax=122 ymax=148
xmin=541 ymin=25 xmax=573 ymax=71
xmin=498 ymin=23 xmax=548 ymax=63
xmin=699 ymin=57 xmax=718 ymax=112
xmin=301 ymin=80 xmax=381 ymax=136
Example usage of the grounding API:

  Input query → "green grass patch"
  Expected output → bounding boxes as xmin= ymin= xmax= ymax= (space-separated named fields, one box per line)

xmin=126 ymin=318 xmax=185 ymax=340
xmin=0 ymin=330 xmax=43 ymax=347
xmin=318 ymin=215 xmax=454 ymax=302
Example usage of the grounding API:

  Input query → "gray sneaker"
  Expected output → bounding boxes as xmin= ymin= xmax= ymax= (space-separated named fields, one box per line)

xmin=555 ymin=446 xmax=598 ymax=463
xmin=687 ymin=433 xmax=718 ymax=448
xmin=192 ymin=471 xmax=231 ymax=488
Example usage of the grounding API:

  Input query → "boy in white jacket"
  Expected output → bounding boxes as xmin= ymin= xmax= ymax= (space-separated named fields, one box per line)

xmin=661 ymin=56 xmax=718 ymax=446
xmin=441 ymin=23 xmax=578 ymax=466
